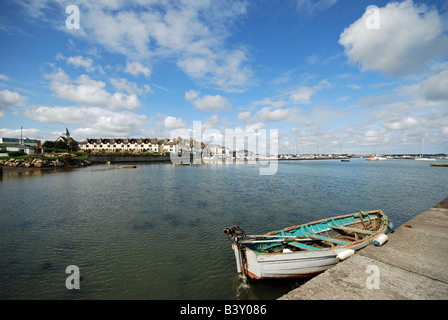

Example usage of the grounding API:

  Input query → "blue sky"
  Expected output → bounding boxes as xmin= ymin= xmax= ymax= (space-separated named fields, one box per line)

xmin=0 ymin=0 xmax=447 ymax=154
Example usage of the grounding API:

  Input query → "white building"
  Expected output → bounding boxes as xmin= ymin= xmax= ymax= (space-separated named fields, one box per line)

xmin=78 ymin=138 xmax=179 ymax=154
xmin=0 ymin=137 xmax=40 ymax=155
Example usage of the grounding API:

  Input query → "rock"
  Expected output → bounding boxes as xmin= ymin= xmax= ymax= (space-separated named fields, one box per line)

xmin=53 ymin=160 xmax=65 ymax=167
xmin=34 ymin=160 xmax=43 ymax=168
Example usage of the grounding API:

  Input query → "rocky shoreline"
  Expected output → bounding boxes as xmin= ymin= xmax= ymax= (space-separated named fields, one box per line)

xmin=0 ymin=155 xmax=91 ymax=170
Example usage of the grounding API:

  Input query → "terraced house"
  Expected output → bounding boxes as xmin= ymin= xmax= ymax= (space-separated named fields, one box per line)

xmin=78 ymin=138 xmax=178 ymax=154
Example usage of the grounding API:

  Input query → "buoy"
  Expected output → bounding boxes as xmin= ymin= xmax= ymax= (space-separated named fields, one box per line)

xmin=373 ymin=233 xmax=388 ymax=246
xmin=388 ymin=221 xmax=395 ymax=233
xmin=336 ymin=249 xmax=355 ymax=261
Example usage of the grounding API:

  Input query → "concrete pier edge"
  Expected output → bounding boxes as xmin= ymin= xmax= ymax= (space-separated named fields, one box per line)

xmin=279 ymin=197 xmax=448 ymax=300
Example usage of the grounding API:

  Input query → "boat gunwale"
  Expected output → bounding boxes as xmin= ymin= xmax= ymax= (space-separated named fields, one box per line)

xmin=244 ymin=210 xmax=387 ymax=256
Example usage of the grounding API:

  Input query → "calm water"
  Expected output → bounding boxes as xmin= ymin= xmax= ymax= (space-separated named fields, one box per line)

xmin=1 ymin=159 xmax=447 ymax=300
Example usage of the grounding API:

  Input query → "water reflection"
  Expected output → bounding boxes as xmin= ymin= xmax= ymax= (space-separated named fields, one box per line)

xmin=233 ymin=276 xmax=314 ymax=300
xmin=0 ymin=167 xmax=73 ymax=179
xmin=0 ymin=160 xmax=447 ymax=299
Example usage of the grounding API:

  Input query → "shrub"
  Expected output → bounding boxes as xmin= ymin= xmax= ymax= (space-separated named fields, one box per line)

xmin=7 ymin=151 xmax=27 ymax=157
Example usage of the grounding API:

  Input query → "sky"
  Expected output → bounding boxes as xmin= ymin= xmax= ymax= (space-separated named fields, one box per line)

xmin=0 ymin=0 xmax=447 ymax=155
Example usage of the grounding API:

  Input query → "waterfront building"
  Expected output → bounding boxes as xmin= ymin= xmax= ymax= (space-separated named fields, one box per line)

xmin=56 ymin=128 xmax=77 ymax=145
xmin=0 ymin=137 xmax=41 ymax=155
xmin=78 ymin=137 xmax=179 ymax=154
xmin=78 ymin=136 xmax=235 ymax=158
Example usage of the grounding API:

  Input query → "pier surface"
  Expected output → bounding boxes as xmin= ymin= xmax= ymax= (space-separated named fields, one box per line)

xmin=279 ymin=197 xmax=448 ymax=300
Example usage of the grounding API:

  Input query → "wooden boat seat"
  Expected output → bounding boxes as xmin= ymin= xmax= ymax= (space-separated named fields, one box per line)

xmin=331 ymin=225 xmax=374 ymax=235
xmin=309 ymin=235 xmax=350 ymax=246
xmin=287 ymin=242 xmax=319 ymax=251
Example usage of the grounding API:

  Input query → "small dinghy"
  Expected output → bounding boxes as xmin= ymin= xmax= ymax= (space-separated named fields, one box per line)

xmin=223 ymin=210 xmax=391 ymax=280
xmin=118 ymin=165 xmax=138 ymax=169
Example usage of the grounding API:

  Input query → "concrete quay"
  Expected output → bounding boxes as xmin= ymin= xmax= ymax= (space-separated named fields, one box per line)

xmin=279 ymin=197 xmax=448 ymax=300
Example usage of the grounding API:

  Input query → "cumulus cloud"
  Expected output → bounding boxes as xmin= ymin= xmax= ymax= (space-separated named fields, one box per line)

xmin=24 ymin=105 xmax=149 ymax=138
xmin=185 ymin=90 xmax=231 ymax=112
xmin=0 ymin=89 xmax=25 ymax=117
xmin=124 ymin=61 xmax=151 ymax=78
xmin=0 ymin=127 xmax=42 ymax=139
xmin=251 ymin=97 xmax=288 ymax=109
xmin=289 ymin=86 xmax=315 ymax=105
xmin=419 ymin=69 xmax=448 ymax=100
xmin=56 ymin=54 xmax=96 ymax=72
xmin=237 ymin=111 xmax=252 ymax=123
xmin=109 ymin=77 xmax=152 ymax=96
xmin=163 ymin=116 xmax=186 ymax=129
xmin=287 ymin=79 xmax=331 ymax=105
xmin=46 ymin=68 xmax=141 ymax=110
xmin=254 ymin=107 xmax=293 ymax=122
xmin=21 ymin=0 xmax=252 ymax=92
xmin=339 ymin=0 xmax=448 ymax=76
xmin=384 ymin=117 xmax=419 ymax=131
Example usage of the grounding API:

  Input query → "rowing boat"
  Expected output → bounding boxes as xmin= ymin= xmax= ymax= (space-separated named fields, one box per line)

xmin=223 ymin=210 xmax=391 ymax=280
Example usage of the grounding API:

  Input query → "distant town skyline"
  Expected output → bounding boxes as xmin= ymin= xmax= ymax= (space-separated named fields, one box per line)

xmin=1 ymin=0 xmax=447 ymax=155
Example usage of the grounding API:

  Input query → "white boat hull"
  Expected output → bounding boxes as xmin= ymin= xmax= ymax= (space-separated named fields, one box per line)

xmin=225 ymin=210 xmax=390 ymax=280
xmin=243 ymin=241 xmax=370 ymax=279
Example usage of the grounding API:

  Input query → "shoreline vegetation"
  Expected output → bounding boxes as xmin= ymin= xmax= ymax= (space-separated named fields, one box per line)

xmin=0 ymin=152 xmax=91 ymax=172
xmin=0 ymin=150 xmax=170 ymax=173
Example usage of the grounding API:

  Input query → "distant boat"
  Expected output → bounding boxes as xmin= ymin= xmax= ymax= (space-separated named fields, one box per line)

xmin=224 ymin=210 xmax=390 ymax=280
xmin=119 ymin=165 xmax=138 ymax=169
xmin=366 ymin=155 xmax=378 ymax=161
xmin=415 ymin=138 xmax=435 ymax=161
xmin=341 ymin=159 xmax=350 ymax=162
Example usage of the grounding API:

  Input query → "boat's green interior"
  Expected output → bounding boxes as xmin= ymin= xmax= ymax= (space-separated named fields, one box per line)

xmin=245 ymin=212 xmax=382 ymax=254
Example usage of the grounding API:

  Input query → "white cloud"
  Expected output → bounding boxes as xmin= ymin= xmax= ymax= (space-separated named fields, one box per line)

xmin=56 ymin=54 xmax=96 ymax=72
xmin=24 ymin=105 xmax=149 ymax=138
xmin=384 ymin=117 xmax=419 ymax=131
xmin=419 ymin=69 xmax=448 ymax=101
xmin=0 ymin=127 xmax=42 ymax=139
xmin=339 ymin=0 xmax=448 ymax=76
xmin=254 ymin=107 xmax=293 ymax=122
xmin=109 ymin=78 xmax=152 ymax=96
xmin=0 ymin=89 xmax=25 ymax=117
xmin=251 ymin=97 xmax=287 ymax=109
xmin=237 ymin=111 xmax=252 ymax=123
xmin=46 ymin=68 xmax=141 ymax=110
xmin=22 ymin=0 xmax=252 ymax=92
xmin=289 ymin=86 xmax=315 ymax=104
xmin=443 ymin=127 xmax=448 ymax=137
xmin=348 ymin=84 xmax=361 ymax=89
xmin=185 ymin=90 xmax=231 ymax=112
xmin=287 ymin=79 xmax=330 ymax=104
xmin=124 ymin=61 xmax=151 ymax=78
xmin=163 ymin=116 xmax=186 ymax=129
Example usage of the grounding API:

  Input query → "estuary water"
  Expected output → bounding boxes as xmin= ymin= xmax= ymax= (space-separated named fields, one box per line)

xmin=1 ymin=159 xmax=447 ymax=300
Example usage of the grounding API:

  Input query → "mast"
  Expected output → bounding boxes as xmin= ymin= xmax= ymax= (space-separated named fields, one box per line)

xmin=421 ymin=138 xmax=424 ymax=157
